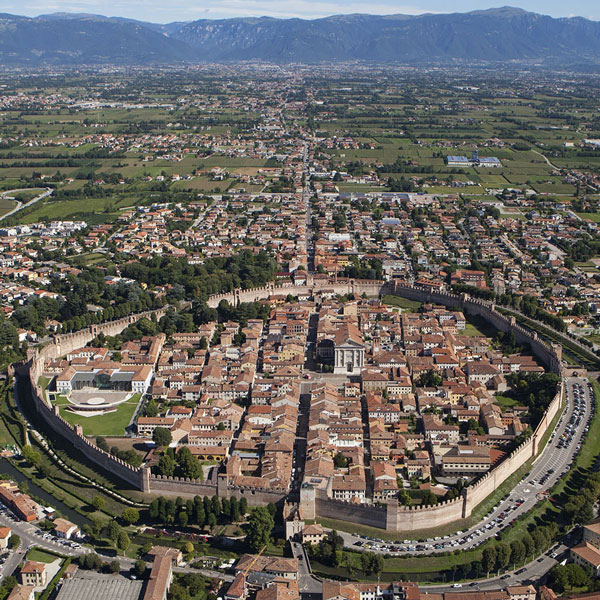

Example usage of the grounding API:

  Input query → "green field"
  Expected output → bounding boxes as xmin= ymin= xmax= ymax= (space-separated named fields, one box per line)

xmin=26 ymin=548 xmax=63 ymax=564
xmin=576 ymin=212 xmax=600 ymax=223
xmin=462 ymin=322 xmax=486 ymax=337
xmin=495 ymin=394 xmax=520 ymax=409
xmin=55 ymin=394 xmax=141 ymax=437
xmin=0 ymin=197 xmax=16 ymax=217
xmin=382 ymin=295 xmax=422 ymax=311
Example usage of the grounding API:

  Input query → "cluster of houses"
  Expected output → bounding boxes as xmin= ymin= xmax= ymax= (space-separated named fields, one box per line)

xmin=41 ymin=288 xmax=546 ymax=505
xmin=225 ymin=553 xmax=543 ymax=600
xmin=302 ymin=298 xmax=540 ymax=504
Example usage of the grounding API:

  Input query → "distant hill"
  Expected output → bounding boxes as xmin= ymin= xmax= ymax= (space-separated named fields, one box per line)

xmin=1 ymin=8 xmax=600 ymax=66
xmin=0 ymin=13 xmax=192 ymax=65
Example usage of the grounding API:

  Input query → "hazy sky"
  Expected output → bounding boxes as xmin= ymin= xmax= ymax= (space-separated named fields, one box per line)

xmin=2 ymin=0 xmax=599 ymax=23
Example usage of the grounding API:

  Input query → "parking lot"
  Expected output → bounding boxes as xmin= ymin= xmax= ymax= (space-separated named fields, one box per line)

xmin=338 ymin=377 xmax=592 ymax=560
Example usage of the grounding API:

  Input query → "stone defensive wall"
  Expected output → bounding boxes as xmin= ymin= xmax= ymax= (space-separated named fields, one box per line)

xmin=21 ymin=308 xmax=170 ymax=490
xmin=315 ymin=491 xmax=388 ymax=529
xmin=18 ymin=280 xmax=566 ymax=523
xmin=206 ymin=278 xmax=394 ymax=308
xmin=392 ymin=284 xmax=564 ymax=376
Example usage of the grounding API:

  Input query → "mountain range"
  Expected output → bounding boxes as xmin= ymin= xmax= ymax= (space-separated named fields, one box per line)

xmin=1 ymin=7 xmax=600 ymax=66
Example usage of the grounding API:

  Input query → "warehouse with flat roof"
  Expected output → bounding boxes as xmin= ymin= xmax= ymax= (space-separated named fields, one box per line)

xmin=55 ymin=574 xmax=143 ymax=600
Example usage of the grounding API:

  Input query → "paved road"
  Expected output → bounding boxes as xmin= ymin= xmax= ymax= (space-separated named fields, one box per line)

xmin=0 ymin=504 xmax=234 ymax=584
xmin=290 ymin=540 xmax=322 ymax=594
xmin=0 ymin=188 xmax=53 ymax=222
xmin=532 ymin=150 xmax=559 ymax=170
xmin=0 ymin=507 xmax=91 ymax=582
xmin=303 ymin=143 xmax=314 ymax=273
xmin=329 ymin=377 xmax=590 ymax=591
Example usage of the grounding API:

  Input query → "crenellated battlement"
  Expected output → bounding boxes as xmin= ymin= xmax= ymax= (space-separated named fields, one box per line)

xmin=17 ymin=282 xmax=566 ymax=523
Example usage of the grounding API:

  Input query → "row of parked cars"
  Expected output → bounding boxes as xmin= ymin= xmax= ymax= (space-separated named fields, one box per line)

xmin=32 ymin=529 xmax=82 ymax=550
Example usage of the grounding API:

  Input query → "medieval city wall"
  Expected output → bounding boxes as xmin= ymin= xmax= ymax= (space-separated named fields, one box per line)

xmin=315 ymin=493 xmax=388 ymax=529
xmin=145 ymin=475 xmax=218 ymax=498
xmin=20 ymin=308 xmax=169 ymax=489
xmin=19 ymin=280 xmax=566 ymax=523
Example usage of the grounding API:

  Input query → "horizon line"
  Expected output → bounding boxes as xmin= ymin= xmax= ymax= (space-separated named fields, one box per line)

xmin=3 ymin=6 xmax=594 ymax=26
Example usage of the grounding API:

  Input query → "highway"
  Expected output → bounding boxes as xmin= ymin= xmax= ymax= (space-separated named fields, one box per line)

xmin=334 ymin=378 xmax=591 ymax=574
xmin=0 ymin=188 xmax=53 ymax=223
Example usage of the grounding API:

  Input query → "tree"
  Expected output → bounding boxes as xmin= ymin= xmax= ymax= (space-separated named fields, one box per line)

xmin=153 ymin=427 xmax=172 ymax=448
xmin=229 ymin=497 xmax=240 ymax=521
xmin=117 ymin=531 xmax=130 ymax=554
xmin=333 ymin=453 xmax=349 ymax=468
xmin=207 ymin=513 xmax=217 ymax=530
xmin=510 ymin=539 xmax=526 ymax=567
xmin=194 ymin=504 xmax=206 ymax=528
xmin=8 ymin=534 xmax=20 ymax=549
xmin=177 ymin=446 xmax=202 ymax=479
xmin=417 ymin=370 xmax=443 ymax=388
xmin=245 ymin=506 xmax=274 ymax=552
xmin=577 ymin=501 xmax=594 ymax=524
xmin=139 ymin=541 xmax=153 ymax=557
xmin=96 ymin=436 xmax=110 ymax=452
xmin=90 ymin=515 xmax=103 ymax=536
xmin=370 ymin=553 xmax=384 ymax=576
xmin=22 ymin=445 xmax=41 ymax=467
xmin=157 ymin=454 xmax=176 ymax=477
xmin=145 ymin=399 xmax=159 ymax=418
xmin=482 ymin=547 xmax=496 ymax=576
xmin=91 ymin=495 xmax=105 ymax=511
xmin=211 ymin=495 xmax=221 ymax=516
xmin=108 ymin=560 xmax=120 ymax=574
xmin=531 ymin=529 xmax=547 ymax=553
xmin=398 ymin=489 xmax=411 ymax=506
xmin=360 ymin=552 xmax=371 ymax=574
xmin=221 ymin=498 xmax=230 ymax=518
xmin=122 ymin=508 xmax=140 ymax=526
xmin=133 ymin=559 xmax=147 ymax=579
xmin=548 ymin=565 xmax=570 ymax=593
xmin=108 ymin=521 xmax=121 ymax=544
xmin=239 ymin=497 xmax=248 ymax=516
xmin=521 ymin=533 xmax=535 ymax=558
xmin=565 ymin=563 xmax=591 ymax=588
xmin=149 ymin=498 xmax=160 ymax=520
xmin=183 ymin=541 xmax=195 ymax=555
xmin=178 ymin=511 xmax=189 ymax=528
xmin=495 ymin=542 xmax=511 ymax=573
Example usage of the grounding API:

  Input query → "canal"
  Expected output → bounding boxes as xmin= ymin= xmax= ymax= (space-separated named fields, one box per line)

xmin=0 ymin=458 xmax=88 ymax=527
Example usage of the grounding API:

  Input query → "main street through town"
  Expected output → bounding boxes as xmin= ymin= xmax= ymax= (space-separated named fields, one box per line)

xmin=330 ymin=378 xmax=592 ymax=583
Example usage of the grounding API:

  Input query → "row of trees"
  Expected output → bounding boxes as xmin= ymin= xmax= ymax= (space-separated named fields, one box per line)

xmin=148 ymin=494 xmax=249 ymax=530
xmin=481 ymin=523 xmax=558 ymax=576
xmin=563 ymin=470 xmax=600 ymax=527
